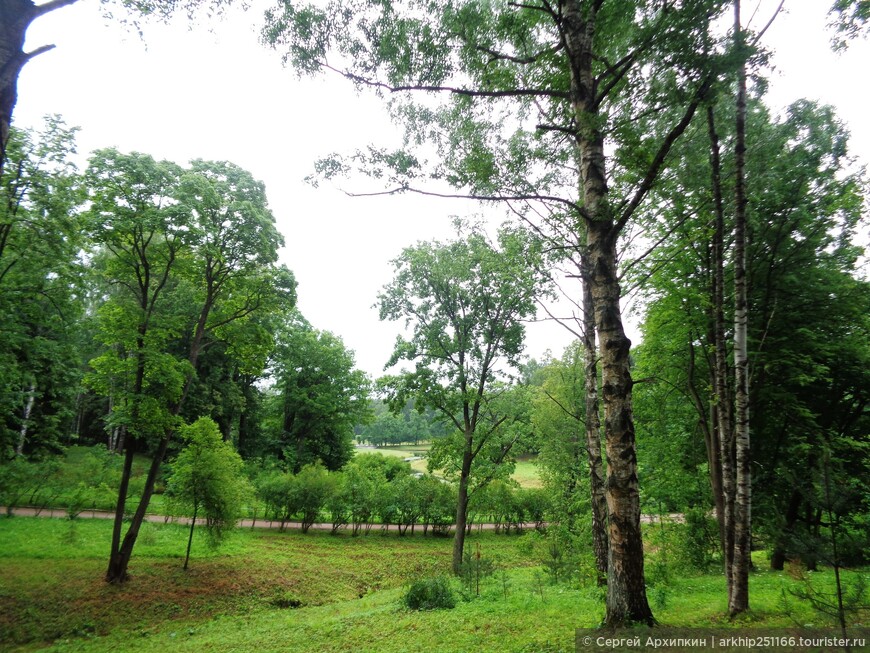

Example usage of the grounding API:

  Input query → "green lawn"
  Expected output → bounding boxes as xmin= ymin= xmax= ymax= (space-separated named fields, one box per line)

xmin=2 ymin=516 xmax=868 ymax=653
xmin=361 ymin=445 xmax=544 ymax=488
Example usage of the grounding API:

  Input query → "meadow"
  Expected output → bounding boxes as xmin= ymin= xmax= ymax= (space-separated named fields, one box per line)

xmin=2 ymin=515 xmax=867 ymax=652
xmin=364 ymin=444 xmax=543 ymax=488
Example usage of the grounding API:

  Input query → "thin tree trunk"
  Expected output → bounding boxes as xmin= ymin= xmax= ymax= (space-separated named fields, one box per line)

xmin=730 ymin=0 xmax=752 ymax=616
xmin=706 ymin=104 xmax=730 ymax=559
xmin=770 ymin=488 xmax=801 ymax=571
xmin=106 ymin=437 xmax=136 ymax=582
xmin=15 ymin=379 xmax=36 ymax=456
xmin=106 ymin=299 xmax=212 ymax=583
xmin=582 ymin=249 xmax=608 ymax=586
xmin=184 ymin=501 xmax=198 ymax=570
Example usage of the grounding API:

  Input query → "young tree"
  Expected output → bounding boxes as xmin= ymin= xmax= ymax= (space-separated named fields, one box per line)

xmin=532 ymin=343 xmax=608 ymax=585
xmin=166 ymin=417 xmax=246 ymax=570
xmin=377 ymin=222 xmax=546 ymax=573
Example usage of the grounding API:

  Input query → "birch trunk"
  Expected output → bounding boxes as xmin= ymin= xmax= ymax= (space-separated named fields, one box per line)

xmin=729 ymin=0 xmax=752 ymax=615
xmin=707 ymin=104 xmax=731 ymax=561
xmin=563 ymin=0 xmax=653 ymax=624
xmin=15 ymin=380 xmax=36 ymax=456
xmin=582 ymin=249 xmax=608 ymax=586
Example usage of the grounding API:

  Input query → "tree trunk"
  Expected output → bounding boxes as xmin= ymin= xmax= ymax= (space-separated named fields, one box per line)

xmin=770 ymin=488 xmax=801 ymax=571
xmin=15 ymin=379 xmax=36 ymax=456
xmin=184 ymin=501 xmax=198 ymax=570
xmin=706 ymin=104 xmax=730 ymax=558
xmin=730 ymin=0 xmax=752 ymax=616
xmin=106 ymin=332 xmax=147 ymax=584
xmin=582 ymin=248 xmax=608 ymax=586
xmin=0 ymin=0 xmax=78 ymax=176
xmin=563 ymin=0 xmax=653 ymax=625
xmin=106 ymin=297 xmax=213 ymax=583
xmin=451 ymin=434 xmax=473 ymax=575
xmin=106 ymin=438 xmax=136 ymax=582
xmin=588 ymin=219 xmax=654 ymax=626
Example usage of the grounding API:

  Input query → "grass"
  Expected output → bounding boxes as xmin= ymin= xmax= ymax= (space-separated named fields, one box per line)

xmin=2 ymin=516 xmax=868 ymax=653
xmin=0 ymin=516 xmax=532 ymax=651
xmin=362 ymin=445 xmax=544 ymax=488
xmin=511 ymin=457 xmax=542 ymax=489
xmin=360 ymin=445 xmax=431 ymax=475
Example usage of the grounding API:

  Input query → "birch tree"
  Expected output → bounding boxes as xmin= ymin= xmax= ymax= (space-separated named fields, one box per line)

xmin=265 ymin=0 xmax=730 ymax=625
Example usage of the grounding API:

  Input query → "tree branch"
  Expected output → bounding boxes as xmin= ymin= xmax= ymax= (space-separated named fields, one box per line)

xmin=615 ymin=75 xmax=711 ymax=233
xmin=323 ymin=63 xmax=570 ymax=100
xmin=33 ymin=0 xmax=80 ymax=19
xmin=344 ymin=185 xmax=590 ymax=221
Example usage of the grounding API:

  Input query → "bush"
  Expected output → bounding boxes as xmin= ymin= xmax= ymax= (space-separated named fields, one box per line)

xmin=403 ymin=576 xmax=456 ymax=611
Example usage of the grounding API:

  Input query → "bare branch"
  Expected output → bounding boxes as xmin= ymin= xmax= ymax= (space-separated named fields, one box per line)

xmin=33 ymin=0 xmax=80 ymax=19
xmin=344 ymin=184 xmax=590 ymax=221
xmin=322 ymin=63 xmax=569 ymax=100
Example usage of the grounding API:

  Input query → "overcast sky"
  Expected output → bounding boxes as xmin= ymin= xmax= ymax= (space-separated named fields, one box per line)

xmin=16 ymin=0 xmax=870 ymax=379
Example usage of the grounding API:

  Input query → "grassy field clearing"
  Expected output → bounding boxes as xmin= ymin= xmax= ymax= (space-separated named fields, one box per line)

xmin=362 ymin=445 xmax=543 ymax=488
xmin=2 ymin=516 xmax=867 ymax=652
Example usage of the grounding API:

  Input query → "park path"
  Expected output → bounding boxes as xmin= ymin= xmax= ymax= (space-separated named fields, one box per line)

xmin=0 ymin=506 xmax=547 ymax=533
xmin=1 ymin=506 xmax=682 ymax=531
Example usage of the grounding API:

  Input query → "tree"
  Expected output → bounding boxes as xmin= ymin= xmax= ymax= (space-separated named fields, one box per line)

xmin=269 ymin=311 xmax=371 ymax=472
xmin=532 ymin=342 xmax=608 ymax=585
xmin=0 ymin=117 xmax=85 ymax=458
xmin=629 ymin=91 xmax=868 ymax=614
xmin=289 ymin=463 xmax=336 ymax=533
xmin=265 ymin=0 xmax=732 ymax=625
xmin=166 ymin=417 xmax=246 ymax=570
xmin=85 ymin=149 xmax=295 ymax=583
xmin=377 ymin=221 xmax=545 ymax=573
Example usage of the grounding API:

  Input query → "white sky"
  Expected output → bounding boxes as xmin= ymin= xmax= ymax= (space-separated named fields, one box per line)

xmin=16 ymin=0 xmax=870 ymax=379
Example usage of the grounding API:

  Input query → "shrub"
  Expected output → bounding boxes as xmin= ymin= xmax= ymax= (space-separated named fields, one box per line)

xmin=403 ymin=576 xmax=456 ymax=610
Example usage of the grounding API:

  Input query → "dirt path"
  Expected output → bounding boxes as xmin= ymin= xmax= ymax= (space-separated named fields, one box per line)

xmin=1 ymin=506 xmax=683 ymax=532
xmin=1 ymin=506 xmax=553 ymax=533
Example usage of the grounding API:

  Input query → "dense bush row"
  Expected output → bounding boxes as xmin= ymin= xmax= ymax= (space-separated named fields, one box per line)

xmin=0 ymin=447 xmax=550 ymax=533
xmin=250 ymin=453 xmax=550 ymax=535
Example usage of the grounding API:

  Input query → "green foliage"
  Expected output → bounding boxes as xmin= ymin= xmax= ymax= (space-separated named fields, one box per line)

xmin=356 ymin=399 xmax=446 ymax=446
xmin=631 ymin=95 xmax=870 ymax=562
xmin=166 ymin=417 xmax=246 ymax=558
xmin=0 ymin=455 xmax=62 ymax=515
xmin=59 ymin=446 xmax=121 ymax=518
xmin=829 ymin=0 xmax=870 ymax=47
xmin=289 ymin=463 xmax=336 ymax=533
xmin=0 ymin=117 xmax=86 ymax=457
xmin=403 ymin=576 xmax=457 ymax=611
xmin=268 ymin=311 xmax=371 ymax=471
xmin=378 ymin=222 xmax=546 ymax=415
